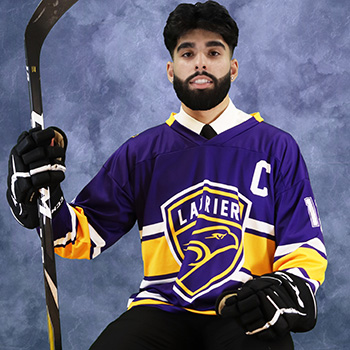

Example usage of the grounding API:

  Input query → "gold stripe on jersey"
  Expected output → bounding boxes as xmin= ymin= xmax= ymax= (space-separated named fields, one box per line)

xmin=251 ymin=112 xmax=264 ymax=122
xmin=242 ymin=232 xmax=275 ymax=276
xmin=166 ymin=113 xmax=176 ymax=126
xmin=184 ymin=308 xmax=216 ymax=316
xmin=128 ymin=299 xmax=217 ymax=315
xmin=142 ymin=235 xmax=180 ymax=277
xmin=273 ymin=247 xmax=327 ymax=284
xmin=128 ymin=299 xmax=173 ymax=309
xmin=54 ymin=206 xmax=91 ymax=260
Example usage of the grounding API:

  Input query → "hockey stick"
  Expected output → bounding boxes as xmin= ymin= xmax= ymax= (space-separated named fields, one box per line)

xmin=24 ymin=1 xmax=79 ymax=349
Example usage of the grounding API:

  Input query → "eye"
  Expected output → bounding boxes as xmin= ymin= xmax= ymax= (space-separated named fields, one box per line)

xmin=209 ymin=50 xmax=220 ymax=57
xmin=181 ymin=52 xmax=193 ymax=58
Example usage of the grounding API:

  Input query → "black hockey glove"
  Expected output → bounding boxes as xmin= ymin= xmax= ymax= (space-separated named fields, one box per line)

xmin=216 ymin=271 xmax=317 ymax=340
xmin=7 ymin=126 xmax=67 ymax=229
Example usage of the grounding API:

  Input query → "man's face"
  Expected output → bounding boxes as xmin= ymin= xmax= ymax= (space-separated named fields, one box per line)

xmin=167 ymin=29 xmax=238 ymax=111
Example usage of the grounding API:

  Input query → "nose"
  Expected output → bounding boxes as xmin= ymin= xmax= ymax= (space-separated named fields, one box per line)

xmin=195 ymin=52 xmax=207 ymax=70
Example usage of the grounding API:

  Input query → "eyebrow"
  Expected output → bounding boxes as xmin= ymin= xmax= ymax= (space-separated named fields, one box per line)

xmin=176 ymin=40 xmax=226 ymax=52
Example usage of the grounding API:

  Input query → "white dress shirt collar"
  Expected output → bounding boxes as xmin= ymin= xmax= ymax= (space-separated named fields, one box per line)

xmin=174 ymin=99 xmax=252 ymax=135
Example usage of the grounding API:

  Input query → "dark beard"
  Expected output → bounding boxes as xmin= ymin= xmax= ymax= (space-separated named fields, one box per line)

xmin=173 ymin=70 xmax=231 ymax=111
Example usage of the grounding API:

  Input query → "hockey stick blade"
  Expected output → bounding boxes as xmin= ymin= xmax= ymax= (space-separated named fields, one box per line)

xmin=24 ymin=1 xmax=79 ymax=349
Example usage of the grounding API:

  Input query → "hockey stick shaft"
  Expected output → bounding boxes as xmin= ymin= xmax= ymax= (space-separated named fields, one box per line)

xmin=24 ymin=1 xmax=79 ymax=349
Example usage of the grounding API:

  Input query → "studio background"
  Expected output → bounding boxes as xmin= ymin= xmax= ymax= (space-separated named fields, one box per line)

xmin=1 ymin=0 xmax=349 ymax=349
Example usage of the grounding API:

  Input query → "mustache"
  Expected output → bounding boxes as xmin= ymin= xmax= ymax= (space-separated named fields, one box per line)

xmin=185 ymin=71 xmax=218 ymax=84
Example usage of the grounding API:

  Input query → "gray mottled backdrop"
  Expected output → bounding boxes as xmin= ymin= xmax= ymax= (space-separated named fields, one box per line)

xmin=1 ymin=0 xmax=349 ymax=349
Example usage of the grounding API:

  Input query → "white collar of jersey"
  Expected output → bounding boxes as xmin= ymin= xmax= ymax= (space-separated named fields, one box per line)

xmin=174 ymin=99 xmax=252 ymax=135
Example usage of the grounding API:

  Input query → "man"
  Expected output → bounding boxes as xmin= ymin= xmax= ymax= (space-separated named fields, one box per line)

xmin=7 ymin=1 xmax=327 ymax=349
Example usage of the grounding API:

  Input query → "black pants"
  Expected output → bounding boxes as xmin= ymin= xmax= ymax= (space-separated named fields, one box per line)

xmin=90 ymin=306 xmax=294 ymax=350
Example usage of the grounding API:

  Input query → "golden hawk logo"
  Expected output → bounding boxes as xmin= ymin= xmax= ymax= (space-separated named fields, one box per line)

xmin=161 ymin=180 xmax=252 ymax=303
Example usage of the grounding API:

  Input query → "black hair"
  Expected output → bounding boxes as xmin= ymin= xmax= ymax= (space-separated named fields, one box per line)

xmin=163 ymin=1 xmax=239 ymax=58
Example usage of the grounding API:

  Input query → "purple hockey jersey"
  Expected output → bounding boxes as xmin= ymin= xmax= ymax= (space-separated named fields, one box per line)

xmin=52 ymin=112 xmax=327 ymax=315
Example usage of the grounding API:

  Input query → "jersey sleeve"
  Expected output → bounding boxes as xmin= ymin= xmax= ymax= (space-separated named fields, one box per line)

xmin=272 ymin=136 xmax=327 ymax=293
xmin=51 ymin=146 xmax=137 ymax=260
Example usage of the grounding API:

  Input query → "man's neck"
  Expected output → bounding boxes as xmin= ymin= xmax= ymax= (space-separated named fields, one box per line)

xmin=182 ymin=95 xmax=230 ymax=124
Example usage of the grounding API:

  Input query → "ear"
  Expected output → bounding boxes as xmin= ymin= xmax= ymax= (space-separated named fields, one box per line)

xmin=230 ymin=59 xmax=239 ymax=83
xmin=166 ymin=61 xmax=174 ymax=83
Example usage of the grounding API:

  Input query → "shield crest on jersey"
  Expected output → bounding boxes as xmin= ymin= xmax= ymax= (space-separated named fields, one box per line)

xmin=161 ymin=180 xmax=252 ymax=303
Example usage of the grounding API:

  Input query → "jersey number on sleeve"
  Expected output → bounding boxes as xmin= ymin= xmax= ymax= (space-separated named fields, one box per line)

xmin=304 ymin=197 xmax=321 ymax=228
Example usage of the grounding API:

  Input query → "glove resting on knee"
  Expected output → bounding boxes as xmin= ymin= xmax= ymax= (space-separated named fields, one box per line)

xmin=7 ymin=126 xmax=67 ymax=229
xmin=216 ymin=271 xmax=317 ymax=340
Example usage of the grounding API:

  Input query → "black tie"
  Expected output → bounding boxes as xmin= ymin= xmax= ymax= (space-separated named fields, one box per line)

xmin=200 ymin=124 xmax=217 ymax=139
